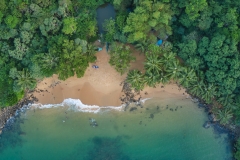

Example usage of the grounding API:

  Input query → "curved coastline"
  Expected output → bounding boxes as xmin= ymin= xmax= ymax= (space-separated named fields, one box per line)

xmin=0 ymin=47 xmax=235 ymax=153
xmin=0 ymin=46 xmax=188 ymax=133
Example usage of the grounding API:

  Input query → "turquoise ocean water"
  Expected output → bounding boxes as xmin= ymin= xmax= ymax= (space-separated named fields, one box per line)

xmin=0 ymin=96 xmax=232 ymax=160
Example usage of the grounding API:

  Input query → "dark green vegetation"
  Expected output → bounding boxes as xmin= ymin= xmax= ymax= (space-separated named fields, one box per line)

xmin=0 ymin=0 xmax=239 ymax=158
xmin=0 ymin=0 xmax=108 ymax=107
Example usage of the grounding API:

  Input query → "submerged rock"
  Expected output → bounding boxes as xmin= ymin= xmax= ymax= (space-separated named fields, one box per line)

xmin=208 ymin=113 xmax=216 ymax=122
xmin=203 ymin=121 xmax=211 ymax=129
xmin=89 ymin=118 xmax=98 ymax=127
xmin=130 ymin=107 xmax=137 ymax=112
xmin=149 ymin=114 xmax=154 ymax=119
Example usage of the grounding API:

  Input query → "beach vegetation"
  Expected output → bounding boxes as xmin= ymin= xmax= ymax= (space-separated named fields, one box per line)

xmin=109 ymin=43 xmax=135 ymax=75
xmin=235 ymin=139 xmax=240 ymax=160
xmin=126 ymin=70 xmax=144 ymax=91
xmin=216 ymin=109 xmax=233 ymax=125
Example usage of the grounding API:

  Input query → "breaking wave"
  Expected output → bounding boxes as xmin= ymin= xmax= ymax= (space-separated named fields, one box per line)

xmin=31 ymin=98 xmax=151 ymax=113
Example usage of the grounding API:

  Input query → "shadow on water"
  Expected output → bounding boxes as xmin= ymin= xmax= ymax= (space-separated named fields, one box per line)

xmin=96 ymin=4 xmax=116 ymax=33
xmin=87 ymin=136 xmax=130 ymax=160
xmin=0 ymin=115 xmax=24 ymax=153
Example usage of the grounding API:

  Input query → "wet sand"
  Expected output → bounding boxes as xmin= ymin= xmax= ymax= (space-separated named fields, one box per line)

xmin=33 ymin=45 xmax=189 ymax=107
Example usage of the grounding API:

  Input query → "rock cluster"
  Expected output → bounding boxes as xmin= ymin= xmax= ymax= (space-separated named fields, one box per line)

xmin=89 ymin=118 xmax=98 ymax=127
xmin=0 ymin=94 xmax=38 ymax=134
xmin=119 ymin=81 xmax=143 ymax=111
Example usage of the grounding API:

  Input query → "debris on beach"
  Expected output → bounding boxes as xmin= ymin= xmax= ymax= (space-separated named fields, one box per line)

xmin=89 ymin=118 xmax=98 ymax=127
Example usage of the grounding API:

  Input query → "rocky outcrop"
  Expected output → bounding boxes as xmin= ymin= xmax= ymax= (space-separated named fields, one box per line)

xmin=0 ymin=94 xmax=38 ymax=134
xmin=203 ymin=121 xmax=211 ymax=129
xmin=119 ymin=81 xmax=143 ymax=110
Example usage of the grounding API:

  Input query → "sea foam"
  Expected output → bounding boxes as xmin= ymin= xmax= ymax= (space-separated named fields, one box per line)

xmin=31 ymin=98 xmax=151 ymax=113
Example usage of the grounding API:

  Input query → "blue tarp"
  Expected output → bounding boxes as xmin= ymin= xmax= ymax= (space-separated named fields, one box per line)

xmin=156 ymin=40 xmax=163 ymax=46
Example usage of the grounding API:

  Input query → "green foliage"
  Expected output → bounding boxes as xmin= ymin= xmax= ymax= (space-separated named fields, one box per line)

xmin=185 ymin=0 xmax=207 ymax=20
xmin=103 ymin=18 xmax=117 ymax=42
xmin=109 ymin=43 xmax=135 ymax=75
xmin=12 ymin=69 xmax=37 ymax=92
xmin=126 ymin=70 xmax=144 ymax=91
xmin=4 ymin=15 xmax=19 ymax=28
xmin=144 ymin=54 xmax=163 ymax=75
xmin=170 ymin=0 xmax=240 ymax=123
xmin=0 ymin=65 xmax=19 ymax=107
xmin=62 ymin=17 xmax=77 ymax=35
xmin=216 ymin=109 xmax=233 ymax=125
xmin=40 ymin=17 xmax=61 ymax=36
xmin=54 ymin=38 xmax=96 ymax=80
xmin=123 ymin=1 xmax=173 ymax=43
xmin=76 ymin=12 xmax=97 ymax=40
xmin=0 ymin=11 xmax=3 ymax=23
xmin=234 ymin=138 xmax=240 ymax=160
xmin=8 ymin=38 xmax=29 ymax=60
xmin=0 ymin=0 xmax=104 ymax=107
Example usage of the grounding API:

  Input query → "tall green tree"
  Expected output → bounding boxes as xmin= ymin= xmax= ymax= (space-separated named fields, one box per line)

xmin=123 ymin=0 xmax=172 ymax=43
xmin=126 ymin=70 xmax=144 ymax=91
xmin=13 ymin=69 xmax=36 ymax=92
xmin=109 ymin=43 xmax=135 ymax=75
xmin=216 ymin=109 xmax=233 ymax=125
xmin=62 ymin=17 xmax=77 ymax=35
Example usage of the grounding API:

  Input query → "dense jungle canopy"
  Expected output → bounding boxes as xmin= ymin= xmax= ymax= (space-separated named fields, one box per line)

xmin=0 ymin=0 xmax=240 ymax=158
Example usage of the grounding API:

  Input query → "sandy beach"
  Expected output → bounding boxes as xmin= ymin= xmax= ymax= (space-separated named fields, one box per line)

xmin=33 ymin=45 xmax=189 ymax=107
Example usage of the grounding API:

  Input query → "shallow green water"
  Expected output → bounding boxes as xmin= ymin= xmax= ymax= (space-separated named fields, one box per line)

xmin=0 ymin=97 xmax=232 ymax=160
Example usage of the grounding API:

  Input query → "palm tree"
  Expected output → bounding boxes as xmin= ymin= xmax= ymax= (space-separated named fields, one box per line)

xmin=216 ymin=109 xmax=233 ymax=125
xmin=188 ymin=80 xmax=204 ymax=97
xmin=217 ymin=94 xmax=235 ymax=108
xmin=126 ymin=70 xmax=144 ymax=91
xmin=15 ymin=69 xmax=36 ymax=91
xmin=144 ymin=72 xmax=159 ymax=87
xmin=41 ymin=52 xmax=59 ymax=70
xmin=161 ymin=52 xmax=176 ymax=67
xmin=135 ymin=40 xmax=150 ymax=53
xmin=165 ymin=60 xmax=183 ymax=80
xmin=202 ymin=83 xmax=217 ymax=103
xmin=86 ymin=44 xmax=96 ymax=56
xmin=144 ymin=54 xmax=163 ymax=74
xmin=162 ymin=41 xmax=173 ymax=51
xmin=178 ymin=67 xmax=197 ymax=88
xmin=159 ymin=71 xmax=170 ymax=85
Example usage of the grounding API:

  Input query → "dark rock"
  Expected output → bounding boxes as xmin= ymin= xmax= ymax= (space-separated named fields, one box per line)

xmin=208 ymin=113 xmax=216 ymax=122
xmin=130 ymin=107 xmax=137 ymax=112
xmin=89 ymin=118 xmax=98 ymax=127
xmin=203 ymin=121 xmax=211 ymax=129
xmin=149 ymin=114 xmax=154 ymax=119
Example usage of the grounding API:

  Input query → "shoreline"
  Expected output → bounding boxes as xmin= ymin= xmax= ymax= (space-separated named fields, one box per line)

xmin=0 ymin=45 xmax=189 ymax=133
xmin=0 ymin=93 xmax=37 ymax=134
xmin=32 ymin=46 xmax=189 ymax=107
xmin=0 ymin=45 xmax=236 ymax=148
